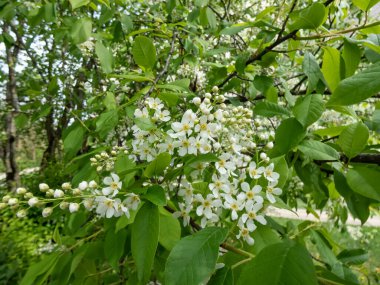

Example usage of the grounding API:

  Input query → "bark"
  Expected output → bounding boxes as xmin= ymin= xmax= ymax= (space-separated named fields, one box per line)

xmin=3 ymin=23 xmax=20 ymax=190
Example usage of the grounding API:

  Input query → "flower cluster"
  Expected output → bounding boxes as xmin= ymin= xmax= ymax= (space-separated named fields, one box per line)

xmin=1 ymin=90 xmax=282 ymax=245
xmin=0 ymin=173 xmax=141 ymax=220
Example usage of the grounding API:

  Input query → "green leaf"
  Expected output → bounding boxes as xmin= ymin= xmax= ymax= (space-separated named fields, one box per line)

xmin=293 ymin=94 xmax=325 ymax=127
xmin=115 ymin=206 xmax=141 ymax=233
xmin=208 ymin=267 xmax=234 ymax=285
xmin=220 ymin=22 xmax=252 ymax=35
xmin=254 ymin=101 xmax=291 ymax=117
xmin=71 ymin=18 xmax=92 ymax=44
xmin=206 ymin=7 xmax=217 ymax=29
xmin=250 ymin=224 xmax=281 ymax=255
xmin=272 ymin=118 xmax=306 ymax=156
xmin=237 ymin=240 xmax=318 ymax=285
xmin=63 ymin=124 xmax=85 ymax=159
xmin=347 ymin=165 xmax=380 ymax=201
xmin=105 ymin=229 xmax=128 ymax=269
xmin=69 ymin=0 xmax=90 ymax=10
xmin=159 ymin=209 xmax=181 ymax=250
xmin=20 ymin=253 xmax=61 ymax=285
xmin=342 ymin=40 xmax=361 ymax=78
xmin=270 ymin=156 xmax=289 ymax=188
xmin=334 ymin=170 xmax=371 ymax=224
xmin=95 ymin=41 xmax=113 ymax=73
xmin=165 ymin=227 xmax=228 ymax=285
xmin=131 ymin=202 xmax=159 ymax=284
xmin=298 ymin=140 xmax=340 ymax=161
xmin=96 ymin=110 xmax=119 ymax=138
xmin=321 ymin=47 xmax=341 ymax=91
xmin=144 ymin=152 xmax=172 ymax=178
xmin=132 ymin=36 xmax=157 ymax=69
xmin=291 ymin=3 xmax=326 ymax=30
xmin=134 ymin=117 xmax=155 ymax=131
xmin=103 ymin=92 xmax=116 ymax=110
xmin=338 ymin=122 xmax=369 ymax=159
xmin=158 ymin=92 xmax=180 ymax=106
xmin=109 ymin=73 xmax=154 ymax=82
xmin=337 ymin=249 xmax=369 ymax=265
xmin=143 ymin=185 xmax=167 ymax=206
xmin=353 ymin=0 xmax=380 ymax=11
xmin=327 ymin=62 xmax=380 ymax=106
xmin=303 ymin=52 xmax=325 ymax=93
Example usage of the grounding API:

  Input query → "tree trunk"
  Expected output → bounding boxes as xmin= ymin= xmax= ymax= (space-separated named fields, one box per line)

xmin=3 ymin=23 xmax=20 ymax=191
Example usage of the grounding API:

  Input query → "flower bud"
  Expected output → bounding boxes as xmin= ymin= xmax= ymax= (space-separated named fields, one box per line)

xmin=42 ymin=207 xmax=53 ymax=217
xmin=89 ymin=180 xmax=98 ymax=188
xmin=72 ymin=188 xmax=81 ymax=196
xmin=2 ymin=195 xmax=11 ymax=203
xmin=60 ymin=202 xmax=69 ymax=210
xmin=24 ymin=192 xmax=33 ymax=199
xmin=8 ymin=198 xmax=18 ymax=206
xmin=0 ymin=202 xmax=7 ymax=209
xmin=54 ymin=189 xmax=65 ymax=198
xmin=62 ymin=182 xmax=71 ymax=190
xmin=69 ymin=203 xmax=80 ymax=213
xmin=212 ymin=86 xmax=219 ymax=93
xmin=46 ymin=189 xmax=54 ymax=197
xmin=266 ymin=142 xmax=274 ymax=149
xmin=16 ymin=187 xmax=27 ymax=195
xmin=78 ymin=181 xmax=88 ymax=191
xmin=192 ymin=97 xmax=201 ymax=105
xmin=260 ymin=152 xmax=267 ymax=160
xmin=28 ymin=197 xmax=39 ymax=207
xmin=16 ymin=209 xmax=27 ymax=218
xmin=39 ymin=183 xmax=49 ymax=192
xmin=205 ymin=92 xmax=212 ymax=99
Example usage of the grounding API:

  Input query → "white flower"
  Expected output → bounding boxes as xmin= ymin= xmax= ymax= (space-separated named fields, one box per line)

xmin=194 ymin=116 xmax=218 ymax=138
xmin=157 ymin=137 xmax=175 ymax=154
xmin=224 ymin=195 xmax=244 ymax=220
xmin=263 ymin=163 xmax=279 ymax=182
xmin=195 ymin=194 xmax=222 ymax=219
xmin=175 ymin=136 xmax=197 ymax=156
xmin=266 ymin=181 xmax=282 ymax=203
xmin=69 ymin=203 xmax=80 ymax=213
xmin=171 ymin=110 xmax=196 ymax=137
xmin=83 ymin=198 xmax=95 ymax=210
xmin=28 ymin=197 xmax=39 ymax=207
xmin=238 ymin=182 xmax=264 ymax=204
xmin=241 ymin=201 xmax=266 ymax=231
xmin=248 ymin=162 xmax=265 ymax=179
xmin=236 ymin=226 xmax=254 ymax=245
xmin=124 ymin=193 xmax=140 ymax=210
xmin=173 ymin=203 xmax=192 ymax=226
xmin=209 ymin=174 xmax=230 ymax=197
xmin=178 ymin=181 xmax=194 ymax=204
xmin=95 ymin=196 xmax=118 ymax=218
xmin=216 ymin=153 xmax=236 ymax=175
xmin=200 ymin=212 xmax=219 ymax=228
xmin=16 ymin=209 xmax=27 ymax=218
xmin=154 ymin=109 xmax=171 ymax=122
xmin=102 ymin=173 xmax=122 ymax=196
xmin=54 ymin=189 xmax=65 ymax=198
xmin=42 ymin=207 xmax=53 ymax=217
xmin=134 ymin=107 xmax=149 ymax=118
xmin=146 ymin=98 xmax=164 ymax=110
xmin=78 ymin=181 xmax=88 ymax=191
xmin=39 ymin=183 xmax=49 ymax=192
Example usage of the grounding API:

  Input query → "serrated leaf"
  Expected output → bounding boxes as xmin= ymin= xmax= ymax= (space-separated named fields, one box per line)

xmin=321 ymin=47 xmax=341 ymax=91
xmin=342 ymin=40 xmax=361 ymax=78
xmin=237 ymin=240 xmax=318 ymax=285
xmin=143 ymin=185 xmax=167 ymax=206
xmin=132 ymin=36 xmax=156 ymax=69
xmin=165 ymin=227 xmax=228 ymax=285
xmin=105 ymin=229 xmax=128 ymax=269
xmin=272 ymin=118 xmax=306 ymax=156
xmin=69 ymin=0 xmax=90 ymax=10
xmin=303 ymin=52 xmax=325 ymax=93
xmin=290 ymin=3 xmax=326 ymax=30
xmin=95 ymin=41 xmax=113 ymax=73
xmin=134 ymin=117 xmax=155 ymax=131
xmin=347 ymin=165 xmax=380 ymax=201
xmin=327 ymin=62 xmax=380 ymax=106
xmin=298 ymin=140 xmax=340 ymax=161
xmin=255 ymin=101 xmax=291 ymax=117
xmin=144 ymin=152 xmax=172 ymax=178
xmin=353 ymin=0 xmax=380 ymax=11
xmin=338 ymin=122 xmax=369 ymax=159
xmin=293 ymin=94 xmax=325 ymax=127
xmin=71 ymin=18 xmax=92 ymax=44
xmin=131 ymin=202 xmax=159 ymax=284
xmin=159 ymin=210 xmax=181 ymax=250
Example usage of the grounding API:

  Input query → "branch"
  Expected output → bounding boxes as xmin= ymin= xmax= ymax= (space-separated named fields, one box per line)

xmin=217 ymin=0 xmax=336 ymax=88
xmin=142 ymin=30 xmax=177 ymax=101
xmin=315 ymin=153 xmax=380 ymax=165
xmin=294 ymin=21 xmax=380 ymax=41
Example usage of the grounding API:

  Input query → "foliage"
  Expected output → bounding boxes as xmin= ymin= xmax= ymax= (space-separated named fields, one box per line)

xmin=1 ymin=0 xmax=380 ymax=284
